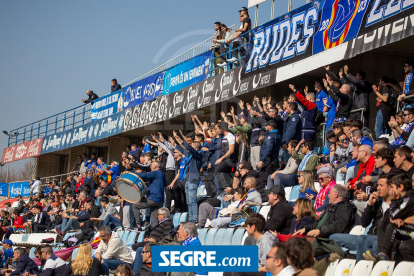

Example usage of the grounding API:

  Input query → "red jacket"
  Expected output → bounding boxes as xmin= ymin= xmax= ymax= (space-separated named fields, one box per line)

xmin=349 ymin=155 xmax=376 ymax=189
xmin=13 ymin=216 xmax=24 ymax=230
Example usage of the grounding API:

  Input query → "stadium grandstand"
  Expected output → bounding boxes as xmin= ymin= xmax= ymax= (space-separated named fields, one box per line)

xmin=1 ymin=0 xmax=414 ymax=275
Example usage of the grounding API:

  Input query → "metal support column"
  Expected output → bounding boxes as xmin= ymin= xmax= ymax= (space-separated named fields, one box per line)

xmin=288 ymin=0 xmax=292 ymax=12
xmin=271 ymin=0 xmax=275 ymax=20
xmin=254 ymin=5 xmax=259 ymax=28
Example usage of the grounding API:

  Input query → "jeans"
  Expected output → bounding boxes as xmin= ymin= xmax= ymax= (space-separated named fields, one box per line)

xmin=330 ymin=234 xmax=377 ymax=262
xmin=344 ymin=166 xmax=355 ymax=184
xmin=102 ymin=259 xmax=131 ymax=275
xmin=267 ymin=173 xmax=290 ymax=188
xmin=325 ymin=126 xmax=332 ymax=149
xmin=4 ymin=227 xmax=14 ymax=240
xmin=336 ymin=170 xmax=346 ymax=182
xmin=61 ymin=218 xmax=81 ymax=234
xmin=103 ymin=214 xmax=121 ymax=230
xmin=375 ymin=110 xmax=388 ymax=139
xmin=283 ymin=150 xmax=291 ymax=166
xmin=406 ymin=130 xmax=414 ymax=148
xmin=185 ymin=181 xmax=198 ymax=222
xmin=132 ymin=247 xmax=144 ymax=274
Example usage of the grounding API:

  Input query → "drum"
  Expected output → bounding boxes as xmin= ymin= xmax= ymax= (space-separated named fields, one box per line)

xmin=114 ymin=172 xmax=147 ymax=203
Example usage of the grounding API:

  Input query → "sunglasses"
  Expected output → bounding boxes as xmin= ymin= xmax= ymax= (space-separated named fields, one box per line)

xmin=340 ymin=138 xmax=349 ymax=142
xmin=403 ymin=113 xmax=410 ymax=117
xmin=318 ymin=177 xmax=326 ymax=181
xmin=266 ymin=255 xmax=276 ymax=260
xmin=142 ymin=251 xmax=150 ymax=253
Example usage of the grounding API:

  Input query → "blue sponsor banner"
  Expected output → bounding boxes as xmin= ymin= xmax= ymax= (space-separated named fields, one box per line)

xmin=91 ymin=90 xmax=123 ymax=121
xmin=9 ymin=181 xmax=31 ymax=197
xmin=163 ymin=51 xmax=211 ymax=95
xmin=122 ymin=72 xmax=164 ymax=110
xmin=0 ymin=183 xmax=8 ymax=196
xmin=152 ymin=245 xmax=258 ymax=272
xmin=41 ymin=111 xmax=125 ymax=154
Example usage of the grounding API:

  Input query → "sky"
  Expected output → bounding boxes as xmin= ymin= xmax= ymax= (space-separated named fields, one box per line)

xmin=0 ymin=0 xmax=307 ymax=173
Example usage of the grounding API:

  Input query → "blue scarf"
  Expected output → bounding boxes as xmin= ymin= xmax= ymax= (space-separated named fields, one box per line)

xmin=392 ymin=121 xmax=414 ymax=145
xmin=405 ymin=71 xmax=413 ymax=94
xmin=182 ymin=236 xmax=198 ymax=246
xmin=298 ymin=150 xmax=316 ymax=172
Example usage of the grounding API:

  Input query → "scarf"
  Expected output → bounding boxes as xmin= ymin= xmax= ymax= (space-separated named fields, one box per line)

xmin=182 ymin=236 xmax=198 ymax=246
xmin=298 ymin=150 xmax=316 ymax=172
xmin=392 ymin=121 xmax=414 ymax=145
xmin=405 ymin=71 xmax=413 ymax=94
xmin=314 ymin=180 xmax=336 ymax=216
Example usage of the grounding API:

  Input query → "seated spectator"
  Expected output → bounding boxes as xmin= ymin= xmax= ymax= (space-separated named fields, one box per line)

xmin=314 ymin=167 xmax=336 ymax=215
xmin=65 ymin=243 xmax=104 ymax=276
xmin=394 ymin=146 xmax=414 ymax=179
xmin=4 ymin=210 xmax=24 ymax=240
xmin=346 ymin=145 xmax=376 ymax=191
xmin=297 ymin=170 xmax=318 ymax=201
xmin=134 ymin=243 xmax=165 ymax=276
xmin=198 ymin=187 xmax=244 ymax=228
xmin=295 ymin=185 xmax=356 ymax=244
xmin=100 ymin=180 xmax=115 ymax=197
xmin=336 ymin=144 xmax=359 ymax=183
xmin=331 ymin=174 xmax=391 ymax=261
xmin=244 ymin=213 xmax=276 ymax=273
xmin=116 ymin=264 xmax=134 ymax=276
xmin=95 ymin=226 xmax=133 ymax=275
xmin=351 ymin=129 xmax=373 ymax=148
xmin=365 ymin=173 xmax=414 ymax=261
xmin=55 ymin=204 xmax=90 ymax=236
xmin=37 ymin=245 xmax=67 ymax=276
xmin=111 ymin=79 xmax=121 ymax=93
xmin=82 ymin=199 xmax=101 ymax=230
xmin=265 ymin=186 xmax=294 ymax=234
xmin=91 ymin=197 xmax=118 ymax=229
xmin=292 ymin=140 xmax=319 ymax=174
xmin=285 ymin=238 xmax=319 ymax=276
xmin=1 ymin=247 xmax=39 ymax=276
xmin=82 ymin=90 xmax=99 ymax=104
xmin=230 ymin=161 xmax=267 ymax=202
xmin=265 ymin=242 xmax=295 ymax=276
xmin=25 ymin=206 xmax=50 ymax=233
xmin=210 ymin=177 xmax=262 ymax=228
xmin=0 ymin=239 xmax=13 ymax=268
xmin=289 ymin=199 xmax=317 ymax=236
xmin=268 ymin=140 xmax=300 ymax=188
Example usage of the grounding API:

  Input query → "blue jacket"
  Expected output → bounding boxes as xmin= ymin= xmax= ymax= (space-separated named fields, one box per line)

xmin=137 ymin=169 xmax=166 ymax=203
xmin=76 ymin=210 xmax=90 ymax=222
xmin=183 ymin=237 xmax=207 ymax=275
xmin=84 ymin=158 xmax=97 ymax=170
xmin=0 ymin=248 xmax=13 ymax=267
xmin=260 ymin=129 xmax=280 ymax=162
xmin=176 ymin=141 xmax=204 ymax=184
xmin=10 ymin=254 xmax=39 ymax=276
xmin=282 ymin=111 xmax=302 ymax=145
xmin=204 ymin=135 xmax=223 ymax=167
xmin=44 ymin=186 xmax=52 ymax=196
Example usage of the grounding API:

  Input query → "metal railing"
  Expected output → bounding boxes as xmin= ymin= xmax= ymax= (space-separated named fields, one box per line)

xmin=8 ymin=104 xmax=91 ymax=146
xmin=396 ymin=94 xmax=414 ymax=112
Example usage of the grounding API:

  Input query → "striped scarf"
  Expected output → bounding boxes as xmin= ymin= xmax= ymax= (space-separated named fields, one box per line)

xmin=298 ymin=151 xmax=316 ymax=172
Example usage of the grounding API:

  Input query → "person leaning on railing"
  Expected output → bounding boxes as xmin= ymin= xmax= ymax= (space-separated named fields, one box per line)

xmin=215 ymin=24 xmax=235 ymax=67
xmin=82 ymin=90 xmax=99 ymax=104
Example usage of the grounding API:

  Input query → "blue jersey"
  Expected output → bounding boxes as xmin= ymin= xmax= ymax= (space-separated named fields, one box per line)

xmin=142 ymin=143 xmax=152 ymax=153
xmin=178 ymin=156 xmax=189 ymax=181
xmin=97 ymin=163 xmax=108 ymax=180
xmin=109 ymin=164 xmax=120 ymax=181
xmin=325 ymin=97 xmax=337 ymax=128
xmin=316 ymin=90 xmax=328 ymax=112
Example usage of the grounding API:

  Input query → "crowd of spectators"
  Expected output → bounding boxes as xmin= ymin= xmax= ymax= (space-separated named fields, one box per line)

xmin=2 ymin=12 xmax=414 ymax=274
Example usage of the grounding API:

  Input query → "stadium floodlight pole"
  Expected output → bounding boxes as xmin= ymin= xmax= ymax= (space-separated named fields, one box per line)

xmin=271 ymin=0 xmax=275 ymax=19
xmin=2 ymin=131 xmax=10 ymax=183
xmin=255 ymin=5 xmax=259 ymax=28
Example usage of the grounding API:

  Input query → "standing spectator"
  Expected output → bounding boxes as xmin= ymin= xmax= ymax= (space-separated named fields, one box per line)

xmin=111 ymin=79 xmax=121 ymax=93
xmin=128 ymin=144 xmax=141 ymax=161
xmin=167 ymin=149 xmax=188 ymax=212
xmin=71 ymin=156 xmax=83 ymax=173
xmin=343 ymin=65 xmax=372 ymax=127
xmin=281 ymin=102 xmax=302 ymax=162
xmin=82 ymin=90 xmax=99 ymax=104
xmin=290 ymin=85 xmax=318 ymax=140
xmin=95 ymin=226 xmax=133 ymax=275
xmin=30 ymin=177 xmax=42 ymax=195
xmin=37 ymin=245 xmax=67 ymax=276
xmin=227 ymin=7 xmax=251 ymax=62
xmin=84 ymin=153 xmax=97 ymax=171
xmin=398 ymin=60 xmax=414 ymax=109
xmin=132 ymin=162 xmax=166 ymax=228
xmin=314 ymin=79 xmax=329 ymax=113
xmin=216 ymin=24 xmax=236 ymax=67
xmin=373 ymin=77 xmax=397 ymax=138
xmin=65 ymin=243 xmax=104 ymax=276
xmin=258 ymin=120 xmax=280 ymax=176
xmin=79 ymin=153 xmax=89 ymax=174
xmin=105 ymin=160 xmax=120 ymax=187
xmin=324 ymin=70 xmax=353 ymax=123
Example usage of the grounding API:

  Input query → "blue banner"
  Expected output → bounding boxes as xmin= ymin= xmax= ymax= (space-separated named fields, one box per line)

xmin=41 ymin=111 xmax=125 ymax=154
xmin=9 ymin=181 xmax=31 ymax=197
xmin=122 ymin=72 xmax=164 ymax=110
xmin=0 ymin=183 xmax=8 ymax=196
xmin=163 ymin=51 xmax=211 ymax=95
xmin=152 ymin=245 xmax=258 ymax=272
xmin=91 ymin=90 xmax=123 ymax=121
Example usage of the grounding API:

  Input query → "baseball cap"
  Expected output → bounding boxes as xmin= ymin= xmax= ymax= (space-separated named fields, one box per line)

xmin=239 ymin=7 xmax=248 ymax=12
xmin=2 ymin=239 xmax=13 ymax=246
xmin=265 ymin=185 xmax=285 ymax=197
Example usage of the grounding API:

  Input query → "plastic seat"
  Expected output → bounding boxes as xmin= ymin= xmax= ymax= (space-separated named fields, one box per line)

xmin=231 ymin=228 xmax=246 ymax=245
xmin=29 ymin=247 xmax=36 ymax=258
xmin=173 ymin=213 xmax=181 ymax=228
xmin=284 ymin=187 xmax=292 ymax=201
xmin=214 ymin=229 xmax=226 ymax=245
xmin=251 ymin=206 xmax=260 ymax=213
xmin=259 ymin=206 xmax=271 ymax=220
xmin=117 ymin=231 xmax=125 ymax=240
xmin=221 ymin=229 xmax=234 ymax=246
xmin=205 ymin=229 xmax=217 ymax=245
xmin=180 ymin=212 xmax=188 ymax=223
xmin=21 ymin=234 xmax=29 ymax=243
xmin=325 ymin=260 xmax=339 ymax=276
xmin=371 ymin=260 xmax=395 ymax=276
xmin=289 ymin=185 xmax=302 ymax=202
xmin=137 ymin=231 xmax=146 ymax=242
xmin=393 ymin=261 xmax=414 ymax=276
xmin=314 ymin=182 xmax=321 ymax=192
xmin=332 ymin=259 xmax=356 ymax=276
xmin=350 ymin=260 xmax=373 ymax=276
xmin=126 ymin=231 xmax=138 ymax=245
xmin=121 ymin=231 xmax=130 ymax=244
xmin=349 ymin=225 xmax=365 ymax=236
xmin=197 ymin=185 xmax=207 ymax=198
xmin=197 ymin=228 xmax=208 ymax=245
